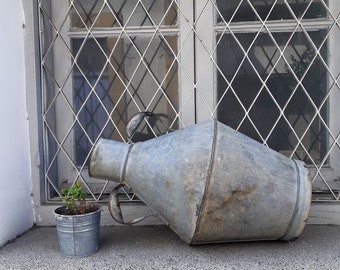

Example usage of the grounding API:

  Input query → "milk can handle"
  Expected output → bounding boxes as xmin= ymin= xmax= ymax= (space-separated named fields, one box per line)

xmin=108 ymin=183 xmax=156 ymax=224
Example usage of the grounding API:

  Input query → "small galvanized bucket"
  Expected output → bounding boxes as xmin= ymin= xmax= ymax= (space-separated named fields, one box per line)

xmin=54 ymin=206 xmax=101 ymax=257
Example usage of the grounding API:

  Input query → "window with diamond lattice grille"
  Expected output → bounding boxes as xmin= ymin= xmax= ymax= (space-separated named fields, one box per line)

xmin=39 ymin=0 xmax=340 ymax=203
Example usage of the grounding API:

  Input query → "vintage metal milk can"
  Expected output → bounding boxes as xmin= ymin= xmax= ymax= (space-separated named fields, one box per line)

xmin=89 ymin=119 xmax=311 ymax=244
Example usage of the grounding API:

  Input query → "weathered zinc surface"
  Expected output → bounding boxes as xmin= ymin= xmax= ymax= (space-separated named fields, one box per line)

xmin=89 ymin=119 xmax=311 ymax=245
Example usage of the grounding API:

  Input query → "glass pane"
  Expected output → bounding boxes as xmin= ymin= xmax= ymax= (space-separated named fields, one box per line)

xmin=216 ymin=30 xmax=328 ymax=164
xmin=216 ymin=0 xmax=328 ymax=23
xmin=72 ymin=35 xmax=178 ymax=166
xmin=118 ymin=34 xmax=179 ymax=128
xmin=71 ymin=0 xmax=177 ymax=28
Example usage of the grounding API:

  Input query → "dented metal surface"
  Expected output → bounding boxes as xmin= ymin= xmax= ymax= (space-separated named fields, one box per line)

xmin=89 ymin=119 xmax=312 ymax=244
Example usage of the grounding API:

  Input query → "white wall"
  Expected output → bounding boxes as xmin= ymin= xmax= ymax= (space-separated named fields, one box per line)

xmin=0 ymin=1 xmax=34 ymax=247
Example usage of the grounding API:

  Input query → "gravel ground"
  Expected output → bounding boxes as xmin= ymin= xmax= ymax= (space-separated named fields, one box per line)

xmin=0 ymin=225 xmax=339 ymax=270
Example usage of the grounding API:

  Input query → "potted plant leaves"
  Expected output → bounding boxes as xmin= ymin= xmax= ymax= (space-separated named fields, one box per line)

xmin=54 ymin=180 xmax=102 ymax=257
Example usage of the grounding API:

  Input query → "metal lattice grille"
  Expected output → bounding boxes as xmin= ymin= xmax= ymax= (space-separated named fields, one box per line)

xmin=38 ymin=0 xmax=340 ymax=203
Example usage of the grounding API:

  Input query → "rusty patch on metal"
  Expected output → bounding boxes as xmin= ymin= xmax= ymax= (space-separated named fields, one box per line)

xmin=207 ymin=183 xmax=258 ymax=216
xmin=228 ymin=184 xmax=257 ymax=203
xmin=165 ymin=179 xmax=170 ymax=189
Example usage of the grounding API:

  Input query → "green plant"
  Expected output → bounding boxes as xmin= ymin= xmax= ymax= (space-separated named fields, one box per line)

xmin=60 ymin=180 xmax=87 ymax=215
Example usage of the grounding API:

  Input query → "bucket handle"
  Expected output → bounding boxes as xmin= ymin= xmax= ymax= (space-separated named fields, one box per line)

xmin=108 ymin=183 xmax=156 ymax=224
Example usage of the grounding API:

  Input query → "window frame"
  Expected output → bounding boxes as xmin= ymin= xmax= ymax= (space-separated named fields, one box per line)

xmin=28 ymin=0 xmax=340 ymax=225
xmin=195 ymin=1 xmax=340 ymax=195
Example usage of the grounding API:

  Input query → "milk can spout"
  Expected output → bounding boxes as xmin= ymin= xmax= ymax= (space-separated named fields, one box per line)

xmin=89 ymin=139 xmax=131 ymax=183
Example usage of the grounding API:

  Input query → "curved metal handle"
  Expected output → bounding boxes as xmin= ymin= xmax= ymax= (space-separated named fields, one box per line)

xmin=126 ymin=111 xmax=174 ymax=143
xmin=108 ymin=183 xmax=156 ymax=224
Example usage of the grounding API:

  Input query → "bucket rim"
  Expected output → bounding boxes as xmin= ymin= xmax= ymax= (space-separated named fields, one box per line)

xmin=54 ymin=205 xmax=102 ymax=218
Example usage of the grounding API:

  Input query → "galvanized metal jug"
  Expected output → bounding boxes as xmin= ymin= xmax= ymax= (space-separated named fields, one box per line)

xmin=89 ymin=119 xmax=311 ymax=244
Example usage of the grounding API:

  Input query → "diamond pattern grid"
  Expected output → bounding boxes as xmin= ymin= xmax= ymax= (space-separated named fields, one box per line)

xmin=39 ymin=0 xmax=339 ymax=203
